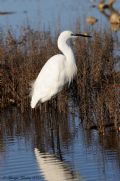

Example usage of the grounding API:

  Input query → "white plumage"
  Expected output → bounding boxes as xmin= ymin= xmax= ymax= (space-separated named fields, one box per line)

xmin=34 ymin=148 xmax=81 ymax=181
xmin=30 ymin=30 xmax=91 ymax=108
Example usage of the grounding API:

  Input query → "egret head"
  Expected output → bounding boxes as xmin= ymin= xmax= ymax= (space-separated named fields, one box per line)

xmin=58 ymin=31 xmax=74 ymax=41
xmin=58 ymin=30 xmax=91 ymax=44
xmin=57 ymin=30 xmax=92 ymax=55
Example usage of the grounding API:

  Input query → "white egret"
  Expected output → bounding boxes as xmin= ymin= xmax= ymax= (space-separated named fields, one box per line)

xmin=30 ymin=30 xmax=91 ymax=108
xmin=34 ymin=148 xmax=81 ymax=181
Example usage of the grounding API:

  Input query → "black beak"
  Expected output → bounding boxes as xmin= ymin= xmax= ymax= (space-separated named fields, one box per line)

xmin=72 ymin=33 xmax=92 ymax=38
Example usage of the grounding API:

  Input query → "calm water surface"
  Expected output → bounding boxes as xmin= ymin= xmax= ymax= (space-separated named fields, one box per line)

xmin=0 ymin=0 xmax=120 ymax=33
xmin=0 ymin=0 xmax=120 ymax=180
xmin=0 ymin=103 xmax=120 ymax=181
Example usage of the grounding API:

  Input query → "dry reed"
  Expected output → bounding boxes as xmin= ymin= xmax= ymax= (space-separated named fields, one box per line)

xmin=0 ymin=26 xmax=120 ymax=133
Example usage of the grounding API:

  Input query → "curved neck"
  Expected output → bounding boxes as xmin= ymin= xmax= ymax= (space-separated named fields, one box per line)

xmin=58 ymin=38 xmax=75 ymax=64
xmin=57 ymin=37 xmax=77 ymax=83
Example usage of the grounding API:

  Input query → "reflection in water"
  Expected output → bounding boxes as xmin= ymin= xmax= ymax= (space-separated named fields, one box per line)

xmin=34 ymin=148 xmax=80 ymax=181
xmin=0 ymin=11 xmax=15 ymax=15
xmin=0 ymin=0 xmax=120 ymax=180
xmin=0 ymin=0 xmax=120 ymax=34
xmin=0 ymin=103 xmax=120 ymax=180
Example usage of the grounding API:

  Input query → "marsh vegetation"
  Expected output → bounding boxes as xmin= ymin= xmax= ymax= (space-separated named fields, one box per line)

xmin=0 ymin=25 xmax=120 ymax=134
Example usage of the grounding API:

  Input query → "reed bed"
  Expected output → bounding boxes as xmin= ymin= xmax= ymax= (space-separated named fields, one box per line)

xmin=75 ymin=30 xmax=120 ymax=133
xmin=0 ymin=26 xmax=120 ymax=133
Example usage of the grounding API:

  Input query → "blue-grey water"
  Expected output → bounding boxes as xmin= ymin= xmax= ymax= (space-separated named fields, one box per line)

xmin=0 ymin=104 xmax=120 ymax=181
xmin=0 ymin=0 xmax=120 ymax=180
xmin=0 ymin=0 xmax=120 ymax=32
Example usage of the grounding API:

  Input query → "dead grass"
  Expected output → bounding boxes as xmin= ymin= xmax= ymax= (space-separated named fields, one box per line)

xmin=75 ymin=29 xmax=120 ymax=133
xmin=0 ymin=26 xmax=120 ymax=133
